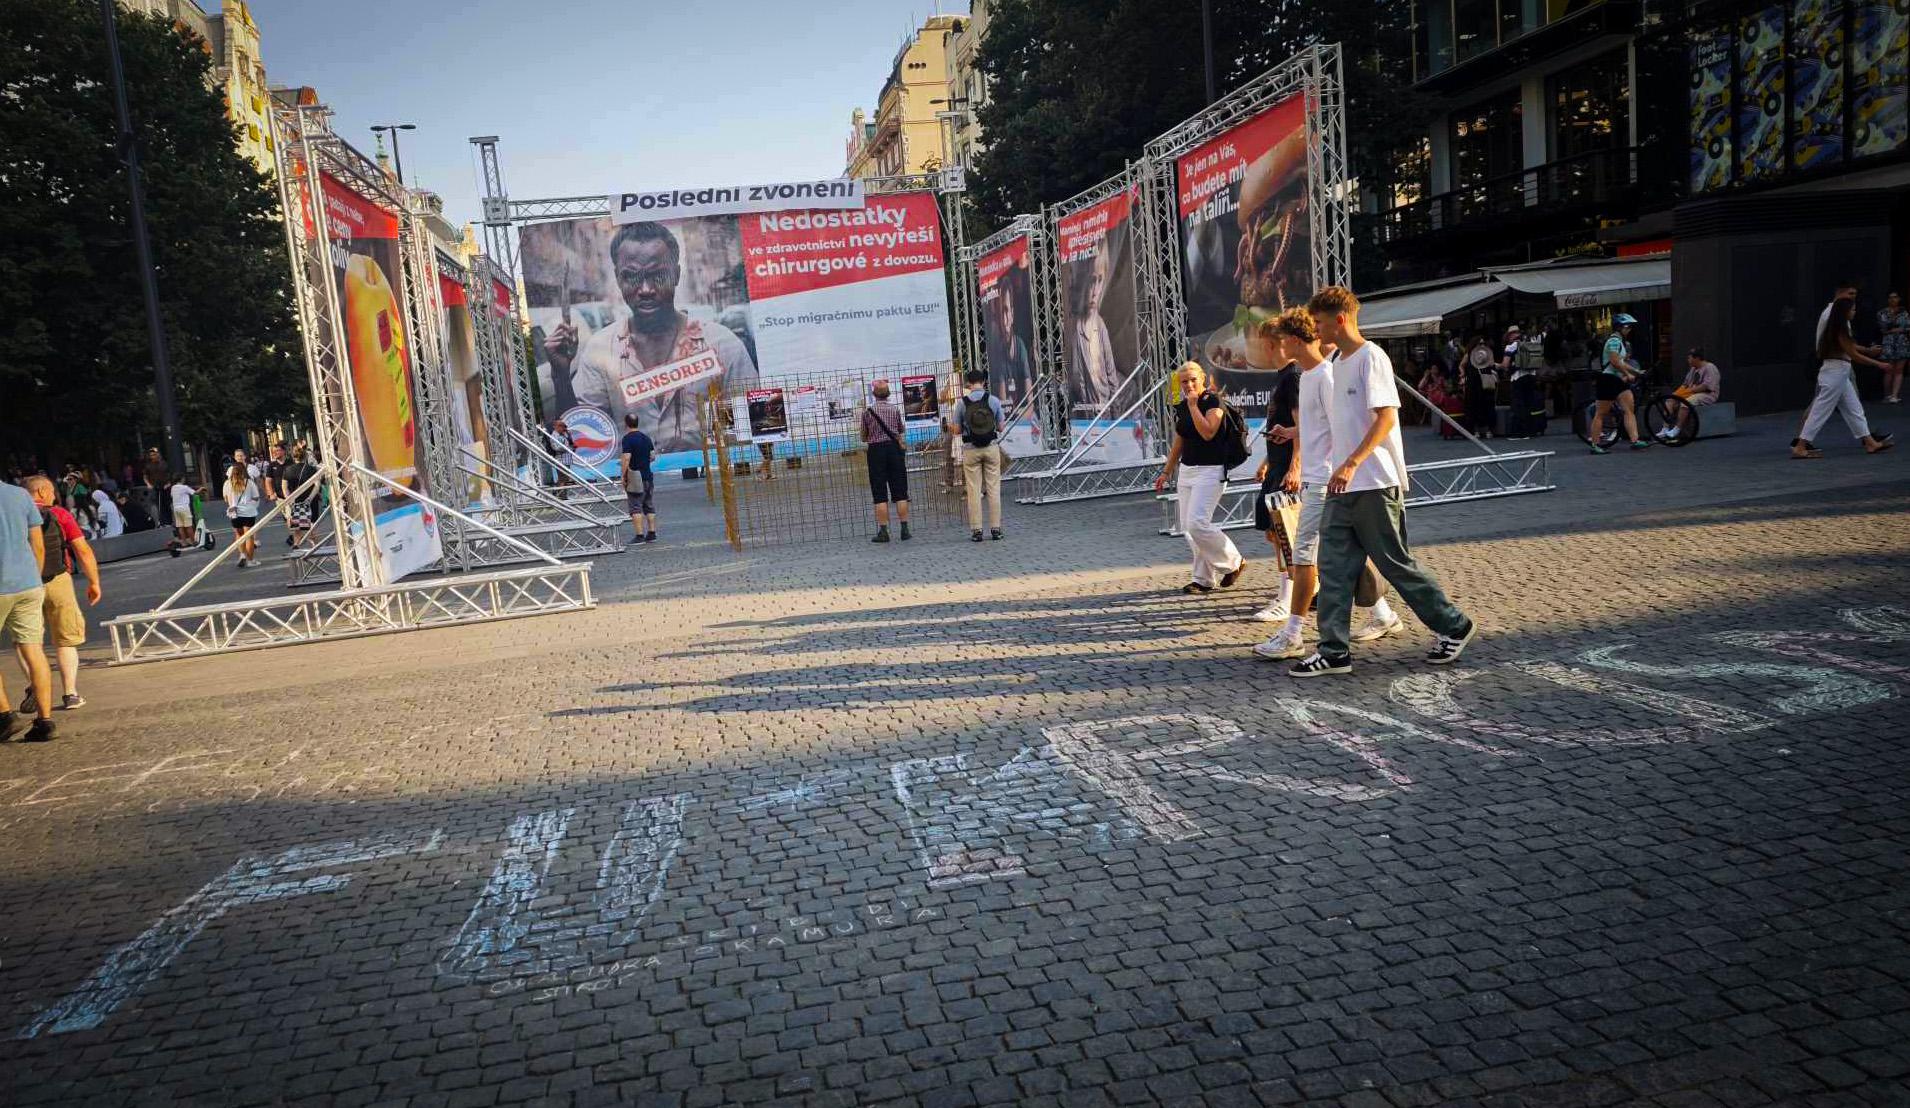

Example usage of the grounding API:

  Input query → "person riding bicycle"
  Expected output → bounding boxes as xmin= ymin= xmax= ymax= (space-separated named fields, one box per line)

xmin=1588 ymin=313 xmax=1650 ymax=453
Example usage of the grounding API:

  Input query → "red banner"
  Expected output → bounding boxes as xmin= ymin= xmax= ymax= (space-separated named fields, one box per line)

xmin=739 ymin=193 xmax=944 ymax=300
xmin=492 ymin=279 xmax=512 ymax=315
xmin=320 ymin=172 xmax=400 ymax=241
xmin=439 ymin=271 xmax=467 ymax=308
xmin=1175 ymin=93 xmax=1305 ymax=221
xmin=976 ymin=235 xmax=1029 ymax=295
xmin=1056 ymin=187 xmax=1135 ymax=264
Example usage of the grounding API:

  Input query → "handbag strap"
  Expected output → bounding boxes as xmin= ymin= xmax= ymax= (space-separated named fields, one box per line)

xmin=866 ymin=405 xmax=903 ymax=447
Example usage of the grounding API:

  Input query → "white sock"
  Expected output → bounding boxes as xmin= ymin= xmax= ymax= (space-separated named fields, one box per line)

xmin=1370 ymin=597 xmax=1396 ymax=623
xmin=1275 ymin=576 xmax=1293 ymax=607
xmin=1283 ymin=614 xmax=1304 ymax=637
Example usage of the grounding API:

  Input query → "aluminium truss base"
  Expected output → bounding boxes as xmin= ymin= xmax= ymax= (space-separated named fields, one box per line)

xmin=287 ymin=519 xmax=621 ymax=586
xmin=1158 ymin=450 xmax=1555 ymax=536
xmin=1014 ymin=458 xmax=1167 ymax=505
xmin=1004 ymin=450 xmax=1062 ymax=478
xmin=104 ymin=563 xmax=595 ymax=664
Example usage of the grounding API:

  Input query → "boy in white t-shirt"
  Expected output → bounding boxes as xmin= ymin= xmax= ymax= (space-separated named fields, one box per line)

xmin=1289 ymin=286 xmax=1477 ymax=678
xmin=1252 ymin=308 xmax=1399 ymax=661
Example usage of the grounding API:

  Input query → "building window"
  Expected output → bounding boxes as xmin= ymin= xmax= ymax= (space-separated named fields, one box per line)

xmin=1549 ymin=48 xmax=1628 ymax=162
xmin=1384 ymin=137 xmax=1433 ymax=209
xmin=1451 ymin=89 xmax=1523 ymax=189
xmin=1452 ymin=0 xmax=1500 ymax=65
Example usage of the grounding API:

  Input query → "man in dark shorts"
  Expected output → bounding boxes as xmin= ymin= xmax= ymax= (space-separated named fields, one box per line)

xmin=860 ymin=380 xmax=911 ymax=543
xmin=619 ymin=414 xmax=656 ymax=545
xmin=1250 ymin=320 xmax=1303 ymax=624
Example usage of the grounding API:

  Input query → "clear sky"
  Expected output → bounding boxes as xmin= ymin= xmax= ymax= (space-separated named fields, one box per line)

xmin=235 ymin=0 xmax=968 ymax=228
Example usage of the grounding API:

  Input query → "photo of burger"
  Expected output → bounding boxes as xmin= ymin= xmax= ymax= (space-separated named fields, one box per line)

xmin=1175 ymin=94 xmax=1311 ymax=417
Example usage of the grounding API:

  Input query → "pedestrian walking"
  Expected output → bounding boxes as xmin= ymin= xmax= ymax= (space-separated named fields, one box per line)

xmin=860 ymin=380 xmax=911 ymax=543
xmin=1155 ymin=360 xmax=1245 ymax=594
xmin=1251 ymin=308 xmax=1399 ymax=660
xmin=0 ymin=479 xmax=56 ymax=741
xmin=1249 ymin=319 xmax=1302 ymax=621
xmin=948 ymin=369 xmax=1006 ymax=542
xmin=1877 ymin=290 xmax=1907 ymax=404
xmin=224 ymin=463 xmax=262 ymax=567
xmin=280 ymin=443 xmax=318 ymax=547
xmin=1288 ymin=286 xmax=1476 ymax=678
xmin=619 ymin=414 xmax=657 ymax=544
xmin=21 ymin=476 xmax=99 ymax=711
xmin=1794 ymin=295 xmax=1895 ymax=458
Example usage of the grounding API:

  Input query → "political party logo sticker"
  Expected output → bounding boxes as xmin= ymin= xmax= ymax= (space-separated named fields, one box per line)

xmin=561 ymin=406 xmax=618 ymax=469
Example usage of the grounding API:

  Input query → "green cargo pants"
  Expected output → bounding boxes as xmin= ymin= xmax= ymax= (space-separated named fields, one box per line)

xmin=1317 ymin=486 xmax=1469 ymax=657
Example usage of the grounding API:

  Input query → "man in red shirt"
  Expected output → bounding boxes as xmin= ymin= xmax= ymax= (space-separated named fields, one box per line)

xmin=23 ymin=476 xmax=100 ymax=711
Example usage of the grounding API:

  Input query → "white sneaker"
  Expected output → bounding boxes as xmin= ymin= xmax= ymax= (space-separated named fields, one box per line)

xmin=1351 ymin=612 xmax=1403 ymax=643
xmin=1252 ymin=626 xmax=1306 ymax=660
xmin=1249 ymin=601 xmax=1290 ymax=623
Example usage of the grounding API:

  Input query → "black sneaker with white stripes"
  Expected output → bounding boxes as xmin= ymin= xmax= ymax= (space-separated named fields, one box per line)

xmin=1287 ymin=651 xmax=1352 ymax=678
xmin=1425 ymin=619 xmax=1477 ymax=665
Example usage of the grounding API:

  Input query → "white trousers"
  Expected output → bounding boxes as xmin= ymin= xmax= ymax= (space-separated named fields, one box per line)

xmin=1800 ymin=361 xmax=1871 ymax=444
xmin=1177 ymin=464 xmax=1241 ymax=586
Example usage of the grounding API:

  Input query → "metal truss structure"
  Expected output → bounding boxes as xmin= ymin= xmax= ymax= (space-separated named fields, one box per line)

xmin=1019 ymin=456 xmax=1170 ymax=505
xmin=100 ymin=104 xmax=595 ymax=664
xmin=1138 ymin=43 xmax=1351 ymax=385
xmin=1158 ymin=450 xmax=1556 ymax=536
xmin=105 ymin=564 xmax=594 ymax=664
xmin=958 ymin=214 xmax=1067 ymax=458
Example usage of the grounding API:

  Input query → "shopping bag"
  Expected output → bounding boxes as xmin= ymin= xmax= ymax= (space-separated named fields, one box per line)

xmin=1262 ymin=491 xmax=1301 ymax=572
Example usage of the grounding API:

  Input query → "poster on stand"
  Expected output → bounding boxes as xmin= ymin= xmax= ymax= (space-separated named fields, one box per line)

xmin=976 ymin=234 xmax=1044 ymax=455
xmin=1174 ymin=92 xmax=1309 ymax=421
xmin=318 ymin=173 xmax=442 ymax=582
xmin=438 ymin=264 xmax=492 ymax=508
xmin=901 ymin=374 xmax=941 ymax=427
xmin=746 ymin=387 xmax=789 ymax=442
xmin=1055 ymin=183 xmax=1147 ymax=463
xmin=521 ymin=187 xmax=951 ymax=473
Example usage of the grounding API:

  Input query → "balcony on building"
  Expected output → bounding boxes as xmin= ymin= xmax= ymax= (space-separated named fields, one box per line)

xmin=1378 ymin=25 xmax=1674 ymax=279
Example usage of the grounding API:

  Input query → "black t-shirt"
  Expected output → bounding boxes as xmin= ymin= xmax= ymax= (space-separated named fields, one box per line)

xmin=1176 ymin=392 xmax=1231 ymax=467
xmin=1261 ymin=365 xmax=1300 ymax=479
xmin=620 ymin=431 xmax=654 ymax=476
xmin=264 ymin=459 xmax=285 ymax=496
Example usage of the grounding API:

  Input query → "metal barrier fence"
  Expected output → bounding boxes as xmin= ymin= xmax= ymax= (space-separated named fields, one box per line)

xmin=712 ymin=361 xmax=965 ymax=548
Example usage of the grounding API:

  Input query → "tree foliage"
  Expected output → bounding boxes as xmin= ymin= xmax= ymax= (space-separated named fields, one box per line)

xmin=970 ymin=0 xmax=1423 ymax=285
xmin=0 ymin=0 xmax=306 ymax=468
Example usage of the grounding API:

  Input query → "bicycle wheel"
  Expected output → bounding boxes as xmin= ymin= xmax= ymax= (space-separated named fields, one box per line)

xmin=1574 ymin=401 xmax=1599 ymax=445
xmin=1648 ymin=394 xmax=1699 ymax=446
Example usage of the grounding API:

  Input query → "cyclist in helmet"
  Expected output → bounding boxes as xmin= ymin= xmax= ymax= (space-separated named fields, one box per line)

xmin=1588 ymin=313 xmax=1650 ymax=453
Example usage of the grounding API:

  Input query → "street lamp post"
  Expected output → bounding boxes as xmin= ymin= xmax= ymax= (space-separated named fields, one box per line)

xmin=98 ymin=0 xmax=184 ymax=478
xmin=370 ymin=123 xmax=416 ymax=186
xmin=929 ymin=97 xmax=972 ymax=171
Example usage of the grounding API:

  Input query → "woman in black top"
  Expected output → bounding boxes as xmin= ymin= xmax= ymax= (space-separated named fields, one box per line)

xmin=1154 ymin=360 xmax=1245 ymax=594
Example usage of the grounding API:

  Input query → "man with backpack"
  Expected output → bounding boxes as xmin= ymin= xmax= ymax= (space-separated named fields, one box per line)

xmin=948 ymin=369 xmax=1007 ymax=542
xmin=20 ymin=475 xmax=99 ymax=712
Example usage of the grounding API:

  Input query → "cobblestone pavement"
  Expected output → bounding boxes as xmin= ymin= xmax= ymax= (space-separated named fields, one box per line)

xmin=4 ymin=409 xmax=1910 ymax=1106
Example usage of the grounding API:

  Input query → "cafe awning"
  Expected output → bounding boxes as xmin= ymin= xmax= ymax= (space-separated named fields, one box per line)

xmin=1487 ymin=256 xmax=1670 ymax=309
xmin=1358 ymin=279 xmax=1506 ymax=339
